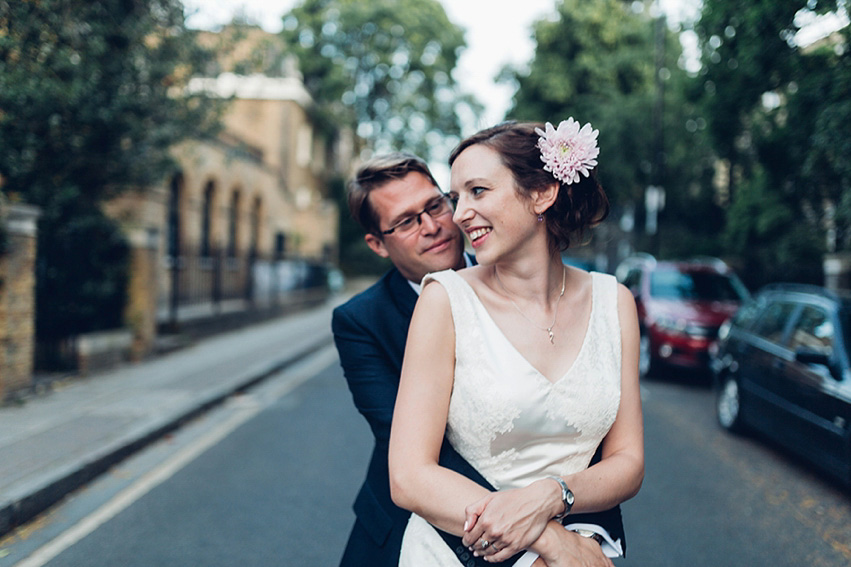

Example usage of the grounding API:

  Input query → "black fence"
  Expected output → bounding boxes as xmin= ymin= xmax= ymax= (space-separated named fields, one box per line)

xmin=159 ymin=245 xmax=336 ymax=333
xmin=32 ymin=246 xmax=337 ymax=373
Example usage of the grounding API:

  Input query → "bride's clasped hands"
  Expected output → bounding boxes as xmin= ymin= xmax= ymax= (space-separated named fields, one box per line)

xmin=461 ymin=479 xmax=565 ymax=559
xmin=461 ymin=481 xmax=615 ymax=567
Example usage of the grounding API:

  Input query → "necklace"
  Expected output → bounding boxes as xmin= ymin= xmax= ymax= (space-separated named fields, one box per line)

xmin=494 ymin=265 xmax=566 ymax=344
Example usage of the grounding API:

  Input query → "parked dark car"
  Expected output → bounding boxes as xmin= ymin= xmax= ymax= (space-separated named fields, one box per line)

xmin=710 ymin=284 xmax=851 ymax=486
xmin=617 ymin=255 xmax=750 ymax=379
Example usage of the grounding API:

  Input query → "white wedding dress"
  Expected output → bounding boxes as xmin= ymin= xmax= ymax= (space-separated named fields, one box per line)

xmin=399 ymin=269 xmax=623 ymax=566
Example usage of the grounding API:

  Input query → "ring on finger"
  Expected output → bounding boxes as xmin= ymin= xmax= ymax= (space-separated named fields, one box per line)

xmin=480 ymin=539 xmax=490 ymax=550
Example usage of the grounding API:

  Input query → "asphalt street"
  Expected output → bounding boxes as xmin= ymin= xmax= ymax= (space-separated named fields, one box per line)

xmin=1 ymin=353 xmax=849 ymax=567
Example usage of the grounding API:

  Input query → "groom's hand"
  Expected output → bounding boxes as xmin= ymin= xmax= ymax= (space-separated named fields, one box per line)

xmin=462 ymin=480 xmax=562 ymax=562
xmin=531 ymin=525 xmax=614 ymax=567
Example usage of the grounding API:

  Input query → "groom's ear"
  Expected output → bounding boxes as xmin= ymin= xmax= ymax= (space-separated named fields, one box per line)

xmin=364 ymin=233 xmax=390 ymax=259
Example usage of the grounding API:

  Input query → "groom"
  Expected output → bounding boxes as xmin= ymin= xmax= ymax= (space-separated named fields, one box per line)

xmin=332 ymin=153 xmax=625 ymax=567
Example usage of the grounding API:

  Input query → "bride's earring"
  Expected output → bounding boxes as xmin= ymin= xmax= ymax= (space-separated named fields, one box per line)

xmin=537 ymin=213 xmax=544 ymax=222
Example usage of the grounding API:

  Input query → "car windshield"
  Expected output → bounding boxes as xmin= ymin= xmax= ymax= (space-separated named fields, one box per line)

xmin=650 ymin=270 xmax=748 ymax=301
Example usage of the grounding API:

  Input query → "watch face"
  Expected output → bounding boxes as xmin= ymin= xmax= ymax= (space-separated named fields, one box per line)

xmin=566 ymin=490 xmax=575 ymax=506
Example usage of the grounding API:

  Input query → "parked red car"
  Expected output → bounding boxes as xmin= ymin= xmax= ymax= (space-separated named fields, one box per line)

xmin=617 ymin=256 xmax=750 ymax=379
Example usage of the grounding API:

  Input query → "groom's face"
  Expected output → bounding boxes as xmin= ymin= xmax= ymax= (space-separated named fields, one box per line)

xmin=364 ymin=171 xmax=465 ymax=283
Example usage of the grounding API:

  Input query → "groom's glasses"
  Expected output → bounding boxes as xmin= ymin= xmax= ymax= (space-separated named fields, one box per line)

xmin=380 ymin=195 xmax=454 ymax=237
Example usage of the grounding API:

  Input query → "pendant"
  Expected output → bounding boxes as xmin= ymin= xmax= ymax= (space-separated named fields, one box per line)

xmin=547 ymin=328 xmax=554 ymax=344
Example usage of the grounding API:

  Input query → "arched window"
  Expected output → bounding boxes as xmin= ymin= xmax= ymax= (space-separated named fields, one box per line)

xmin=228 ymin=189 xmax=240 ymax=257
xmin=167 ymin=173 xmax=183 ymax=259
xmin=250 ymin=196 xmax=261 ymax=258
xmin=201 ymin=181 xmax=215 ymax=257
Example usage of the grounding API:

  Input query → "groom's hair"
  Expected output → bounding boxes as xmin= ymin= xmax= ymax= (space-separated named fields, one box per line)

xmin=347 ymin=152 xmax=439 ymax=236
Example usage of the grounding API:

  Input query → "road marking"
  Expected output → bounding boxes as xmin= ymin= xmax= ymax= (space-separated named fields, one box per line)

xmin=12 ymin=345 xmax=338 ymax=567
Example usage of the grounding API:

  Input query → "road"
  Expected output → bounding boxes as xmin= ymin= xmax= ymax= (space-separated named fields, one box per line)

xmin=1 ymin=352 xmax=849 ymax=566
xmin=618 ymin=370 xmax=850 ymax=567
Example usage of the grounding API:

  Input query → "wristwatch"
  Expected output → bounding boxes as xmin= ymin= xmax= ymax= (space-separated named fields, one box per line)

xmin=547 ymin=476 xmax=574 ymax=520
xmin=572 ymin=529 xmax=605 ymax=546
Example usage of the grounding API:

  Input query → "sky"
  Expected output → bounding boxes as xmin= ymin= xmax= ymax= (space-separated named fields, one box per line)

xmin=183 ymin=0 xmax=703 ymax=128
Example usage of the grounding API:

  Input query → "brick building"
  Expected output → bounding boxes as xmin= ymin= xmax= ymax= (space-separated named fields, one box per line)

xmin=105 ymin=71 xmax=341 ymax=361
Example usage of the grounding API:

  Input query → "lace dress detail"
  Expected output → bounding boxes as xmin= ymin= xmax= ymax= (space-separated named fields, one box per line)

xmin=399 ymin=269 xmax=622 ymax=566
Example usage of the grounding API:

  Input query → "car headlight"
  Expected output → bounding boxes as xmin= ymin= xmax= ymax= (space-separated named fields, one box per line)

xmin=652 ymin=316 xmax=713 ymax=338
xmin=717 ymin=319 xmax=732 ymax=341
xmin=653 ymin=315 xmax=686 ymax=333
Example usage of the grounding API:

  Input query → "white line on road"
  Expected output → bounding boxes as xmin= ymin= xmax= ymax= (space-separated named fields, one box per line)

xmin=13 ymin=345 xmax=339 ymax=567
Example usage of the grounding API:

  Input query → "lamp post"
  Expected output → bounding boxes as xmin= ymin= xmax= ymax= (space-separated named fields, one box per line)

xmin=649 ymin=1 xmax=667 ymax=255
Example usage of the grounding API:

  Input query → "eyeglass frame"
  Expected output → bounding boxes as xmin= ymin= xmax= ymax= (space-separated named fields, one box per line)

xmin=379 ymin=194 xmax=455 ymax=236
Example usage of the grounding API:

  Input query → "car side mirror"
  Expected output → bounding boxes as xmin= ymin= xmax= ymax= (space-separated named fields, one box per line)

xmin=794 ymin=347 xmax=840 ymax=380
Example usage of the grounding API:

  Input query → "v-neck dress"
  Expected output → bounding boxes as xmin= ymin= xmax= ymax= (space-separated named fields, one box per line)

xmin=399 ymin=269 xmax=622 ymax=566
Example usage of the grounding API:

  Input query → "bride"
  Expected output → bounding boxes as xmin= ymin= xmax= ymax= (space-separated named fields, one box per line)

xmin=388 ymin=120 xmax=644 ymax=566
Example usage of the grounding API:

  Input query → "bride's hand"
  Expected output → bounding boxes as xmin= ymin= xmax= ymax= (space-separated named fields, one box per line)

xmin=461 ymin=480 xmax=562 ymax=561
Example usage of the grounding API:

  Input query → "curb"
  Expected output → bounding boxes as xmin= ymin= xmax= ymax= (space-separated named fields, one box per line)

xmin=0 ymin=335 xmax=333 ymax=538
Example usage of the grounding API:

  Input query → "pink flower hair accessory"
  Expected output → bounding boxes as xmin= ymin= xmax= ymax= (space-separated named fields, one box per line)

xmin=535 ymin=118 xmax=600 ymax=185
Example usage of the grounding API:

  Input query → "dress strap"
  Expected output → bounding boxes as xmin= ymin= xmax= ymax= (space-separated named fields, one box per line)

xmin=589 ymin=271 xmax=622 ymax=369
xmin=421 ymin=269 xmax=481 ymax=344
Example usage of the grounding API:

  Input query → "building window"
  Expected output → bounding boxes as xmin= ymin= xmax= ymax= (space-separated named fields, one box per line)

xmin=228 ymin=189 xmax=240 ymax=257
xmin=167 ymin=173 xmax=182 ymax=258
xmin=201 ymin=181 xmax=215 ymax=257
xmin=250 ymin=196 xmax=261 ymax=257
xmin=275 ymin=232 xmax=286 ymax=260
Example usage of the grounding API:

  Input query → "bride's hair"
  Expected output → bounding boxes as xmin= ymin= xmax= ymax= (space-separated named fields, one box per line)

xmin=449 ymin=121 xmax=609 ymax=251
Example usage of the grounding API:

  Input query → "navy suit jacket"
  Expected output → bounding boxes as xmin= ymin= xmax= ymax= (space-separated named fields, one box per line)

xmin=332 ymin=267 xmax=625 ymax=567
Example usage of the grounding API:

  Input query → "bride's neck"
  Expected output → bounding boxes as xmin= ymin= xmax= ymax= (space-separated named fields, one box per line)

xmin=491 ymin=255 xmax=564 ymax=303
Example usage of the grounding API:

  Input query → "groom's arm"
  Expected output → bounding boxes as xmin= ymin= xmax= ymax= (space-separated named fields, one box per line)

xmin=333 ymin=305 xmax=520 ymax=567
xmin=562 ymin=444 xmax=627 ymax=557
xmin=332 ymin=306 xmax=402 ymax=446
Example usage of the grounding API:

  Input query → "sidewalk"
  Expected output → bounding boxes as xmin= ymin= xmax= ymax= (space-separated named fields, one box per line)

xmin=0 ymin=294 xmax=347 ymax=537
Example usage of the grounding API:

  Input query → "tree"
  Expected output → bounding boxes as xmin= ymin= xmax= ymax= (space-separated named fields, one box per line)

xmin=504 ymin=0 xmax=720 ymax=256
xmin=693 ymin=0 xmax=834 ymax=200
xmin=280 ymin=0 xmax=477 ymax=161
xmin=0 ymin=0 xmax=223 ymax=352
xmin=505 ymin=0 xmax=659 ymax=202
xmin=693 ymin=0 xmax=847 ymax=285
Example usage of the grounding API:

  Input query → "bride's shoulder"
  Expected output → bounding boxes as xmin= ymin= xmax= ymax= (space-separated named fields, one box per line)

xmin=457 ymin=264 xmax=487 ymax=285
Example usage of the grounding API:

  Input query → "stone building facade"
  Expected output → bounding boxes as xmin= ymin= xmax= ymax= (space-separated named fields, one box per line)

xmin=103 ymin=72 xmax=340 ymax=362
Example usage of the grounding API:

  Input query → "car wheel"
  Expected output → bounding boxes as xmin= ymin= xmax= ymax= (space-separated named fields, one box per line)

xmin=717 ymin=375 xmax=744 ymax=432
xmin=639 ymin=332 xmax=654 ymax=378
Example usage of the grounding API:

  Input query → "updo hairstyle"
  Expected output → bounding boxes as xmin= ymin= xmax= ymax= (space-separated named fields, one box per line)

xmin=448 ymin=121 xmax=609 ymax=251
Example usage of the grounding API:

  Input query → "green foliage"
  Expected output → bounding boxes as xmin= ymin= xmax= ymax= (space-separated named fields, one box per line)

xmin=694 ymin=1 xmax=815 ymax=184
xmin=328 ymin=174 xmax=389 ymax=276
xmin=36 ymin=187 xmax=129 ymax=342
xmin=0 ymin=0 xmax=223 ymax=204
xmin=722 ymin=167 xmax=823 ymax=288
xmin=280 ymin=0 xmax=477 ymax=160
xmin=506 ymin=0 xmax=658 ymax=203
xmin=0 ymin=0 xmax=223 ymax=342
xmin=692 ymin=0 xmax=849 ymax=282
xmin=508 ymin=0 xmax=850 ymax=285
xmin=506 ymin=0 xmax=721 ymax=256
